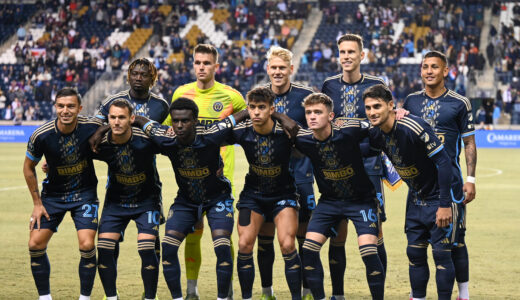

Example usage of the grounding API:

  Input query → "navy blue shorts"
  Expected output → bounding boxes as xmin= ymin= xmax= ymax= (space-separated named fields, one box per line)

xmin=99 ymin=204 xmax=161 ymax=236
xmin=307 ymin=199 xmax=379 ymax=237
xmin=453 ymin=202 xmax=466 ymax=245
xmin=165 ymin=198 xmax=234 ymax=235
xmin=405 ymin=200 xmax=456 ymax=249
xmin=237 ymin=194 xmax=299 ymax=222
xmin=39 ymin=197 xmax=99 ymax=232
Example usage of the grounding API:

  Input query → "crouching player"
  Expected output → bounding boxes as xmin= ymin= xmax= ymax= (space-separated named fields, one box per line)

xmin=93 ymin=99 xmax=162 ymax=300
xmin=364 ymin=84 xmax=455 ymax=300
xmin=133 ymin=98 xmax=248 ymax=300
xmin=232 ymin=87 xmax=302 ymax=300
xmin=295 ymin=93 xmax=385 ymax=300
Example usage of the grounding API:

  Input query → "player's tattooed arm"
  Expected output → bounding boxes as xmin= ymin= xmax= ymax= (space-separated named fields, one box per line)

xmin=23 ymin=157 xmax=50 ymax=231
xmin=88 ymin=124 xmax=110 ymax=153
xmin=271 ymin=111 xmax=299 ymax=139
xmin=462 ymin=135 xmax=477 ymax=204
xmin=231 ymin=109 xmax=250 ymax=124
xmin=132 ymin=115 xmax=152 ymax=128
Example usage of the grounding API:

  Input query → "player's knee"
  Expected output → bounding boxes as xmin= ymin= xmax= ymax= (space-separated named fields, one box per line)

xmin=28 ymin=239 xmax=47 ymax=250
xmin=238 ymin=236 xmax=255 ymax=253
xmin=406 ymin=243 xmax=428 ymax=266
xmin=78 ymin=239 xmax=95 ymax=251
xmin=279 ymin=238 xmax=296 ymax=255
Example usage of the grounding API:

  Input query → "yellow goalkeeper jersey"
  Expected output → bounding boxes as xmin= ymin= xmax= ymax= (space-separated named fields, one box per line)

xmin=163 ymin=81 xmax=246 ymax=193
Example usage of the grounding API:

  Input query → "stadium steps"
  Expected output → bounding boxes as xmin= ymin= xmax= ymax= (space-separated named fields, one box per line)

xmin=158 ymin=5 xmax=172 ymax=17
xmin=167 ymin=52 xmax=185 ymax=64
xmin=179 ymin=6 xmax=228 ymax=47
xmin=473 ymin=6 xmax=495 ymax=96
xmin=123 ymin=28 xmax=153 ymax=57
xmin=211 ymin=9 xmax=230 ymax=24
xmin=292 ymin=7 xmax=323 ymax=74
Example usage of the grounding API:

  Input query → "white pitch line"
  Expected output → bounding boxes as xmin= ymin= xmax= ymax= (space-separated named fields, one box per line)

xmin=476 ymin=167 xmax=503 ymax=178
xmin=0 ymin=167 xmax=173 ymax=192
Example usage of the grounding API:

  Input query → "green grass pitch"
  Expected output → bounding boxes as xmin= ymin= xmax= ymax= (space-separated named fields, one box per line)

xmin=1 ymin=143 xmax=518 ymax=299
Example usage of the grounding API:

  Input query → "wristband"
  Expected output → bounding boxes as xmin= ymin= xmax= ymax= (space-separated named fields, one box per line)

xmin=466 ymin=176 xmax=475 ymax=184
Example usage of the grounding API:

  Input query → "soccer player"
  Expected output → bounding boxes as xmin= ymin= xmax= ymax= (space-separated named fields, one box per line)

xmin=133 ymin=98 xmax=248 ymax=300
xmin=24 ymin=88 xmax=100 ymax=300
xmin=162 ymin=44 xmax=246 ymax=299
xmin=321 ymin=33 xmax=390 ymax=299
xmin=91 ymin=57 xmax=169 ymax=294
xmin=93 ymin=100 xmax=161 ymax=300
xmin=403 ymin=50 xmax=476 ymax=300
xmin=364 ymin=84 xmax=456 ymax=300
xmin=259 ymin=46 xmax=315 ymax=300
xmin=295 ymin=93 xmax=385 ymax=300
xmin=232 ymin=87 xmax=302 ymax=300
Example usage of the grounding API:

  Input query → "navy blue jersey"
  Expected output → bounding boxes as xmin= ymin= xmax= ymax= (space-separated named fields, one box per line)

xmin=294 ymin=120 xmax=376 ymax=202
xmin=94 ymin=128 xmax=162 ymax=208
xmin=369 ymin=115 xmax=452 ymax=207
xmin=231 ymin=119 xmax=296 ymax=200
xmin=403 ymin=89 xmax=475 ymax=202
xmin=143 ymin=117 xmax=235 ymax=204
xmin=96 ymin=89 xmax=170 ymax=123
xmin=266 ymin=83 xmax=314 ymax=127
xmin=321 ymin=73 xmax=386 ymax=119
xmin=26 ymin=116 xmax=100 ymax=200
xmin=322 ymin=73 xmax=386 ymax=176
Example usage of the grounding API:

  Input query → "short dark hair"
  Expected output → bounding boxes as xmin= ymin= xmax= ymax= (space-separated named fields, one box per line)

xmin=302 ymin=93 xmax=334 ymax=112
xmin=246 ymin=86 xmax=275 ymax=106
xmin=423 ymin=50 xmax=448 ymax=65
xmin=337 ymin=33 xmax=363 ymax=50
xmin=362 ymin=84 xmax=394 ymax=103
xmin=169 ymin=97 xmax=199 ymax=119
xmin=193 ymin=43 xmax=219 ymax=63
xmin=55 ymin=87 xmax=82 ymax=105
xmin=127 ymin=58 xmax=158 ymax=88
xmin=109 ymin=99 xmax=133 ymax=115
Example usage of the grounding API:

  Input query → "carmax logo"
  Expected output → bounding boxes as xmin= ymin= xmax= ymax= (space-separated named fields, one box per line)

xmin=486 ymin=133 xmax=520 ymax=143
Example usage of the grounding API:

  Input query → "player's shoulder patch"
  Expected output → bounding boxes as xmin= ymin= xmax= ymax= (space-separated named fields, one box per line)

xmin=397 ymin=116 xmax=424 ymax=136
xmin=364 ymin=74 xmax=386 ymax=85
xmin=150 ymin=92 xmax=170 ymax=107
xmin=30 ymin=119 xmax=55 ymax=143
xmin=447 ymin=90 xmax=472 ymax=110
xmin=292 ymin=83 xmax=314 ymax=93
xmin=323 ymin=74 xmax=342 ymax=83
xmin=101 ymin=90 xmax=128 ymax=106
xmin=296 ymin=128 xmax=313 ymax=137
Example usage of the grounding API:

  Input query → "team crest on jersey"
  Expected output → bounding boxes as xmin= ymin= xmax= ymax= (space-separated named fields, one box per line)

xmin=420 ymin=99 xmax=440 ymax=128
xmin=213 ymin=102 xmax=224 ymax=112
xmin=341 ymin=85 xmax=360 ymax=118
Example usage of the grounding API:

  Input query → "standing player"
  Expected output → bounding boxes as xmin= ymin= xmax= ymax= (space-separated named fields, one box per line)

xmin=24 ymin=88 xmax=100 ymax=300
xmin=232 ymin=87 xmax=302 ymax=300
xmin=321 ymin=33 xmax=389 ymax=299
xmin=403 ymin=50 xmax=476 ymax=300
xmin=92 ymin=57 xmax=169 ymax=293
xmin=134 ymin=98 xmax=248 ymax=300
xmin=258 ymin=46 xmax=315 ymax=300
xmin=162 ymin=43 xmax=246 ymax=299
xmin=296 ymin=93 xmax=385 ymax=300
xmin=364 ymin=84 xmax=456 ymax=300
xmin=94 ymin=100 xmax=161 ymax=300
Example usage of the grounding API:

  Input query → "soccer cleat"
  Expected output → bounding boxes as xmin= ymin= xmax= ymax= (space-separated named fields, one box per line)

xmin=102 ymin=290 xmax=120 ymax=300
xmin=302 ymin=294 xmax=314 ymax=300
xmin=185 ymin=294 xmax=199 ymax=300
xmin=260 ymin=294 xmax=276 ymax=300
